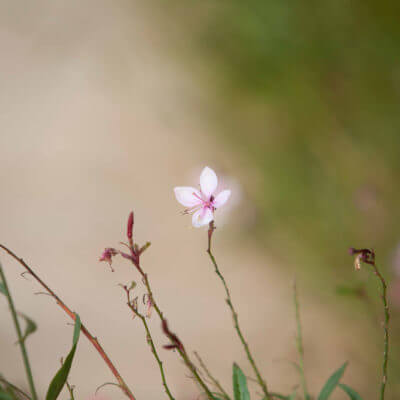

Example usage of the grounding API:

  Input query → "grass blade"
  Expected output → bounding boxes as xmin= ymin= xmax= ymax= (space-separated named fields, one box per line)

xmin=232 ymin=364 xmax=250 ymax=400
xmin=17 ymin=312 xmax=37 ymax=344
xmin=317 ymin=362 xmax=348 ymax=400
xmin=339 ymin=384 xmax=363 ymax=400
xmin=45 ymin=314 xmax=81 ymax=400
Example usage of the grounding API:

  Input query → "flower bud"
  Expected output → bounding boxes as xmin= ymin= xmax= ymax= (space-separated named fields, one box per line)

xmin=127 ymin=212 xmax=134 ymax=240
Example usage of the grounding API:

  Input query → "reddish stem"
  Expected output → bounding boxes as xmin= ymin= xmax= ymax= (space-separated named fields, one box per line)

xmin=0 ymin=244 xmax=136 ymax=400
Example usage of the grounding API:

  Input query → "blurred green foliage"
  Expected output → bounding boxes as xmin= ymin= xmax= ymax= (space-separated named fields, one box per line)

xmin=173 ymin=0 xmax=400 ymax=284
xmin=160 ymin=2 xmax=400 ymax=395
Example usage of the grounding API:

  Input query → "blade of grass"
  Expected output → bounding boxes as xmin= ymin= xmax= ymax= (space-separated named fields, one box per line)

xmin=45 ymin=314 xmax=81 ymax=400
xmin=293 ymin=281 xmax=310 ymax=400
xmin=339 ymin=383 xmax=363 ymax=400
xmin=0 ymin=261 xmax=37 ymax=400
xmin=317 ymin=362 xmax=348 ymax=400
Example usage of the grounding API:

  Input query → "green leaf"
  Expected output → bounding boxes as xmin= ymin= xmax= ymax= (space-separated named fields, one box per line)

xmin=17 ymin=312 xmax=37 ymax=344
xmin=317 ymin=362 xmax=348 ymax=400
xmin=0 ymin=392 xmax=14 ymax=400
xmin=0 ymin=282 xmax=6 ymax=295
xmin=339 ymin=384 xmax=363 ymax=400
xmin=45 ymin=314 xmax=81 ymax=400
xmin=288 ymin=389 xmax=297 ymax=400
xmin=232 ymin=363 xmax=250 ymax=400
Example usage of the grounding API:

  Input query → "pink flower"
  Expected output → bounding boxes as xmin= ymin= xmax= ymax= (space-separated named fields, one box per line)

xmin=99 ymin=248 xmax=118 ymax=269
xmin=174 ymin=166 xmax=231 ymax=227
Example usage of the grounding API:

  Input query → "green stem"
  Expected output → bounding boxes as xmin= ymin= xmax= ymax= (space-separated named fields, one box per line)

xmin=206 ymin=229 xmax=271 ymax=400
xmin=293 ymin=281 xmax=310 ymax=400
xmin=0 ymin=262 xmax=38 ymax=400
xmin=142 ymin=274 xmax=215 ymax=400
xmin=371 ymin=264 xmax=390 ymax=400
xmin=194 ymin=351 xmax=231 ymax=400
xmin=140 ymin=315 xmax=175 ymax=400
xmin=65 ymin=380 xmax=75 ymax=400
xmin=124 ymin=286 xmax=175 ymax=400
xmin=0 ymin=244 xmax=136 ymax=400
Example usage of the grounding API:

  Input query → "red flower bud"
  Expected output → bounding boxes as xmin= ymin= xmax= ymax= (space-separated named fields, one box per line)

xmin=127 ymin=212 xmax=134 ymax=239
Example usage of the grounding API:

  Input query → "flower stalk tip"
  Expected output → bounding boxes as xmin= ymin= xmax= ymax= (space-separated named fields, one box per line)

xmin=127 ymin=212 xmax=134 ymax=245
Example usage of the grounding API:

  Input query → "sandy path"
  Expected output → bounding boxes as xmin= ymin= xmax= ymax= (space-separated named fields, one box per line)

xmin=0 ymin=1 xmax=375 ymax=399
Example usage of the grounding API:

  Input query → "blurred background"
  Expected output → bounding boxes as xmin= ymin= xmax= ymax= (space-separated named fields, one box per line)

xmin=1 ymin=0 xmax=400 ymax=399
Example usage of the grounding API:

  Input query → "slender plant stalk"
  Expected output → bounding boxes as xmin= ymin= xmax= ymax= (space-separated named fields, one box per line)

xmin=207 ymin=223 xmax=271 ymax=400
xmin=106 ymin=212 xmax=215 ymax=400
xmin=141 ymin=273 xmax=216 ymax=400
xmin=194 ymin=351 xmax=230 ymax=400
xmin=370 ymin=263 xmax=390 ymax=400
xmin=0 ymin=244 xmax=136 ymax=400
xmin=350 ymin=248 xmax=390 ymax=400
xmin=293 ymin=281 xmax=310 ymax=400
xmin=123 ymin=286 xmax=175 ymax=400
xmin=0 ymin=261 xmax=38 ymax=400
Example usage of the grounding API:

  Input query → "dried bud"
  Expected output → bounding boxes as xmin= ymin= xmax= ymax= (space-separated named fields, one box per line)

xmin=163 ymin=344 xmax=178 ymax=350
xmin=349 ymin=247 xmax=375 ymax=270
xmin=127 ymin=212 xmax=134 ymax=240
xmin=161 ymin=319 xmax=185 ymax=352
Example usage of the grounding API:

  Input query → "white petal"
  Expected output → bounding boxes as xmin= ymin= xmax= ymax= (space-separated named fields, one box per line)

xmin=213 ymin=190 xmax=231 ymax=208
xmin=174 ymin=187 xmax=202 ymax=208
xmin=192 ymin=207 xmax=214 ymax=228
xmin=200 ymin=167 xmax=218 ymax=198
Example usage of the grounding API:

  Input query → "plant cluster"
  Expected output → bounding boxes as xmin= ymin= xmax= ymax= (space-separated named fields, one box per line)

xmin=0 ymin=167 xmax=390 ymax=400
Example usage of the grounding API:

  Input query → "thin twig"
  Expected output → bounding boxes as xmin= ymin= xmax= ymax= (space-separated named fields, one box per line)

xmin=207 ymin=222 xmax=271 ymax=400
xmin=65 ymin=378 xmax=75 ymax=400
xmin=194 ymin=352 xmax=230 ymax=400
xmin=370 ymin=263 xmax=390 ymax=400
xmin=349 ymin=248 xmax=390 ymax=400
xmin=122 ymin=286 xmax=175 ymax=400
xmin=0 ymin=261 xmax=38 ymax=400
xmin=0 ymin=244 xmax=136 ymax=400
xmin=142 ymin=272 xmax=215 ymax=400
xmin=293 ymin=280 xmax=310 ymax=400
xmin=118 ymin=212 xmax=216 ymax=400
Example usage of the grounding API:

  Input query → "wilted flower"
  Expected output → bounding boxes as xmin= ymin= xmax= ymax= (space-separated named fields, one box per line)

xmin=349 ymin=247 xmax=375 ymax=270
xmin=174 ymin=166 xmax=231 ymax=227
xmin=99 ymin=248 xmax=118 ymax=265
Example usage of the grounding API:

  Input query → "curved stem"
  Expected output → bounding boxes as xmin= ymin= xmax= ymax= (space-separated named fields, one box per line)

xmin=293 ymin=281 xmax=310 ymax=400
xmin=140 ymin=315 xmax=175 ymax=400
xmin=0 ymin=261 xmax=37 ymax=400
xmin=123 ymin=287 xmax=175 ymax=400
xmin=143 ymin=275 xmax=215 ymax=400
xmin=207 ymin=223 xmax=271 ymax=400
xmin=371 ymin=263 xmax=390 ymax=400
xmin=194 ymin=351 xmax=230 ymax=400
xmin=0 ymin=244 xmax=136 ymax=400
